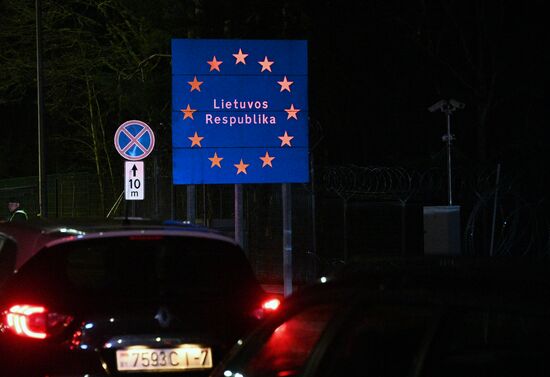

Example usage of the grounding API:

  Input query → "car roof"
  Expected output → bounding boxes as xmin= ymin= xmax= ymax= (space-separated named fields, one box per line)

xmin=0 ymin=218 xmax=238 ymax=271
xmin=334 ymin=255 xmax=550 ymax=285
xmin=291 ymin=255 xmax=550 ymax=311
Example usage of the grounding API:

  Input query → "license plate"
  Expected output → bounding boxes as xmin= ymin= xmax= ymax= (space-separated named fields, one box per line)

xmin=116 ymin=346 xmax=213 ymax=372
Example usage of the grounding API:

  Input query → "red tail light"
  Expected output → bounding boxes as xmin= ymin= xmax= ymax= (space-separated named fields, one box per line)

xmin=2 ymin=304 xmax=74 ymax=339
xmin=253 ymin=297 xmax=282 ymax=320
xmin=262 ymin=298 xmax=281 ymax=311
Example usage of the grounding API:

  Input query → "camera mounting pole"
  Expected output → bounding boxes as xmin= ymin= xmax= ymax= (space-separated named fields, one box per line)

xmin=428 ymin=99 xmax=465 ymax=206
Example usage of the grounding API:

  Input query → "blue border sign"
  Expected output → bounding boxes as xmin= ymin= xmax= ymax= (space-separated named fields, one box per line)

xmin=114 ymin=120 xmax=155 ymax=161
xmin=171 ymin=39 xmax=309 ymax=184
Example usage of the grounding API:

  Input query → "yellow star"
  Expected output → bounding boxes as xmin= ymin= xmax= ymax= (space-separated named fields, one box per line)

xmin=278 ymin=131 xmax=294 ymax=147
xmin=234 ymin=159 xmax=250 ymax=175
xmin=233 ymin=48 xmax=248 ymax=64
xmin=284 ymin=104 xmax=301 ymax=120
xmin=277 ymin=76 xmax=294 ymax=92
xmin=207 ymin=56 xmax=223 ymax=72
xmin=208 ymin=152 xmax=223 ymax=168
xmin=181 ymin=104 xmax=196 ymax=120
xmin=188 ymin=132 xmax=204 ymax=147
xmin=259 ymin=151 xmax=275 ymax=168
xmin=258 ymin=56 xmax=274 ymax=72
xmin=188 ymin=76 xmax=203 ymax=92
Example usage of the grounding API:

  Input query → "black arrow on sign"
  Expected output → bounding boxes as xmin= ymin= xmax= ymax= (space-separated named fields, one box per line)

xmin=131 ymin=164 xmax=138 ymax=177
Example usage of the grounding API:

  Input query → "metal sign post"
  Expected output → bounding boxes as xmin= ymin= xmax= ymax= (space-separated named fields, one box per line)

xmin=282 ymin=183 xmax=292 ymax=296
xmin=36 ymin=0 xmax=47 ymax=218
xmin=428 ymin=99 xmax=465 ymax=206
xmin=187 ymin=185 xmax=196 ymax=223
xmin=235 ymin=184 xmax=244 ymax=250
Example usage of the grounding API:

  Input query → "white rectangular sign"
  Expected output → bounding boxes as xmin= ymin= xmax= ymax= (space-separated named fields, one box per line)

xmin=125 ymin=161 xmax=144 ymax=200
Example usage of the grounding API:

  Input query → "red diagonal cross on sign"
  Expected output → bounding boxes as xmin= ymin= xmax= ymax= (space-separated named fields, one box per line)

xmin=114 ymin=120 xmax=155 ymax=161
xmin=121 ymin=127 xmax=148 ymax=154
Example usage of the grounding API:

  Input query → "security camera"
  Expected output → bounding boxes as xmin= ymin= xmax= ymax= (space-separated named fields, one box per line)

xmin=449 ymin=99 xmax=465 ymax=109
xmin=428 ymin=99 xmax=465 ymax=113
xmin=428 ymin=99 xmax=448 ymax=113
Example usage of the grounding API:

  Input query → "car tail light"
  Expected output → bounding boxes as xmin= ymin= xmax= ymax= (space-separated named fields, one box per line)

xmin=262 ymin=298 xmax=281 ymax=311
xmin=253 ymin=297 xmax=282 ymax=320
xmin=2 ymin=304 xmax=74 ymax=339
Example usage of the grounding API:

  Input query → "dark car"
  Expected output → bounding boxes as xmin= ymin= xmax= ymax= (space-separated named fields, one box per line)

xmin=210 ymin=256 xmax=550 ymax=377
xmin=0 ymin=219 xmax=280 ymax=376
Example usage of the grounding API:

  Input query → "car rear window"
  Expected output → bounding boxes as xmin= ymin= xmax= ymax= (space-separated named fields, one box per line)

xmin=7 ymin=236 xmax=258 ymax=301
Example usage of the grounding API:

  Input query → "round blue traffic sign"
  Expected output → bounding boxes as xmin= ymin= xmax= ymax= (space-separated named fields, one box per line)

xmin=114 ymin=120 xmax=155 ymax=161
